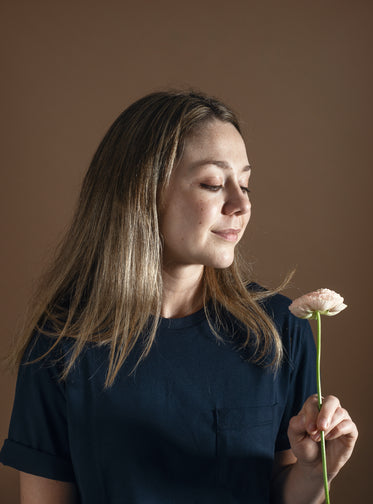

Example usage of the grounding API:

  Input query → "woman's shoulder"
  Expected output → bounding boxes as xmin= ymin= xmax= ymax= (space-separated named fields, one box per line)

xmin=248 ymin=282 xmax=312 ymax=337
xmin=21 ymin=321 xmax=76 ymax=371
xmin=248 ymin=282 xmax=292 ymax=314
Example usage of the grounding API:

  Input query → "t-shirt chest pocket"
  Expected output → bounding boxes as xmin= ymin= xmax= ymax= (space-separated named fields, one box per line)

xmin=214 ymin=404 xmax=276 ymax=496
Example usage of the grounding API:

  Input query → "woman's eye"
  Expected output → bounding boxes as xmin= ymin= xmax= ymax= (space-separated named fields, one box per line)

xmin=200 ymin=183 xmax=251 ymax=195
xmin=200 ymin=184 xmax=222 ymax=192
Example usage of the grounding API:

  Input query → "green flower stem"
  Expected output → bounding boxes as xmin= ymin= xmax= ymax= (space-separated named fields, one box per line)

xmin=316 ymin=311 xmax=330 ymax=504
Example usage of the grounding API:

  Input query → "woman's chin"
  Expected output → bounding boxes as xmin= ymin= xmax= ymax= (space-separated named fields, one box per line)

xmin=208 ymin=253 xmax=235 ymax=270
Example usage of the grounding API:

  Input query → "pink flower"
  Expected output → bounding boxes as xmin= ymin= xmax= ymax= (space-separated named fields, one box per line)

xmin=289 ymin=288 xmax=347 ymax=319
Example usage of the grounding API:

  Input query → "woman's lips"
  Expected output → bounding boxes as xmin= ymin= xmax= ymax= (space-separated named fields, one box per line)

xmin=212 ymin=229 xmax=241 ymax=242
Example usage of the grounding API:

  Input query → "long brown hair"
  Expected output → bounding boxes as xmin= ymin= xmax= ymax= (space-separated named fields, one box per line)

xmin=12 ymin=90 xmax=283 ymax=387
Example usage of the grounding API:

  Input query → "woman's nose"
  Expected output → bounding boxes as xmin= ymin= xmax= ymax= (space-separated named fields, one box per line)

xmin=222 ymin=184 xmax=251 ymax=216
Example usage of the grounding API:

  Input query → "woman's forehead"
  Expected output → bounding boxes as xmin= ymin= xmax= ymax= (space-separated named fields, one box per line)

xmin=177 ymin=121 xmax=249 ymax=173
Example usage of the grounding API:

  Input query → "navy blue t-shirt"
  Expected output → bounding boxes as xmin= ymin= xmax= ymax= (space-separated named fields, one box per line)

xmin=0 ymin=293 xmax=316 ymax=503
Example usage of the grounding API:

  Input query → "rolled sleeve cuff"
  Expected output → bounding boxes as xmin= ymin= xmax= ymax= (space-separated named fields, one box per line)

xmin=0 ymin=439 xmax=75 ymax=482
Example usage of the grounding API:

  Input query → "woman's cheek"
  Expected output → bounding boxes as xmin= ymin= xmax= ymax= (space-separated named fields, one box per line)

xmin=195 ymin=198 xmax=219 ymax=224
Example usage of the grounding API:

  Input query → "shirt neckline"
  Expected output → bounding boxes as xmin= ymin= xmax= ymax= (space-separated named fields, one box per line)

xmin=158 ymin=306 xmax=207 ymax=330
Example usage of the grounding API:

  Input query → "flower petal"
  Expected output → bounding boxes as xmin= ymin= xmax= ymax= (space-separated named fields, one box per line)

xmin=289 ymin=288 xmax=347 ymax=319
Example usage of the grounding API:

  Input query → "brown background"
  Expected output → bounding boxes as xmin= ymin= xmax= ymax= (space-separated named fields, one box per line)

xmin=1 ymin=0 xmax=372 ymax=501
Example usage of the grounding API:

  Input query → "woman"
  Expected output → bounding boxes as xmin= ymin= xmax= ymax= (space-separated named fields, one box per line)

xmin=0 ymin=90 xmax=357 ymax=503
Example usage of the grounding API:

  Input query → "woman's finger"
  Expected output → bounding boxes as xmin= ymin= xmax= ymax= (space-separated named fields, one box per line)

xmin=316 ymin=395 xmax=341 ymax=431
xmin=299 ymin=394 xmax=320 ymax=434
xmin=325 ymin=418 xmax=358 ymax=443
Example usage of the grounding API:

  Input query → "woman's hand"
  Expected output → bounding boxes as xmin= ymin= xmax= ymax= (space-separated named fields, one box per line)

xmin=287 ymin=394 xmax=358 ymax=481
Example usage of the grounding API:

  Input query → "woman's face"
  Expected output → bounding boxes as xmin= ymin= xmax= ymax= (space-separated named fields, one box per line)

xmin=159 ymin=119 xmax=251 ymax=273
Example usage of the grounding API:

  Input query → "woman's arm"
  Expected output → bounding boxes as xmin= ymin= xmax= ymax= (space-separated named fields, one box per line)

xmin=20 ymin=472 xmax=79 ymax=504
xmin=271 ymin=394 xmax=358 ymax=503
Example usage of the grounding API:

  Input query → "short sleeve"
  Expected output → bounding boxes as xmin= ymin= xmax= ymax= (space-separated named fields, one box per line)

xmin=275 ymin=314 xmax=318 ymax=452
xmin=0 ymin=334 xmax=75 ymax=481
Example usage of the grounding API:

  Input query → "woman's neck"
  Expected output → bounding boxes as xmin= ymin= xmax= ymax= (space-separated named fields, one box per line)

xmin=161 ymin=264 xmax=204 ymax=319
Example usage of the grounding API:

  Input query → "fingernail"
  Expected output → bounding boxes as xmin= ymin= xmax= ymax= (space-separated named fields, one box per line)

xmin=312 ymin=433 xmax=321 ymax=442
xmin=320 ymin=419 xmax=329 ymax=430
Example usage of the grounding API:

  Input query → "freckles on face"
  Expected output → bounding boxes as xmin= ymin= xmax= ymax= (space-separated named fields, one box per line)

xmin=159 ymin=120 xmax=251 ymax=270
xmin=197 ymin=200 xmax=210 ymax=225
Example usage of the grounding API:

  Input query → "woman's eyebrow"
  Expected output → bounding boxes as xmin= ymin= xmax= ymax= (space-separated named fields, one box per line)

xmin=190 ymin=159 xmax=251 ymax=173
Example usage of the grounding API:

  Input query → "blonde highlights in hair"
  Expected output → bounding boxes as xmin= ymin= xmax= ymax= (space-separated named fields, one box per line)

xmin=12 ymin=90 xmax=284 ymax=387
